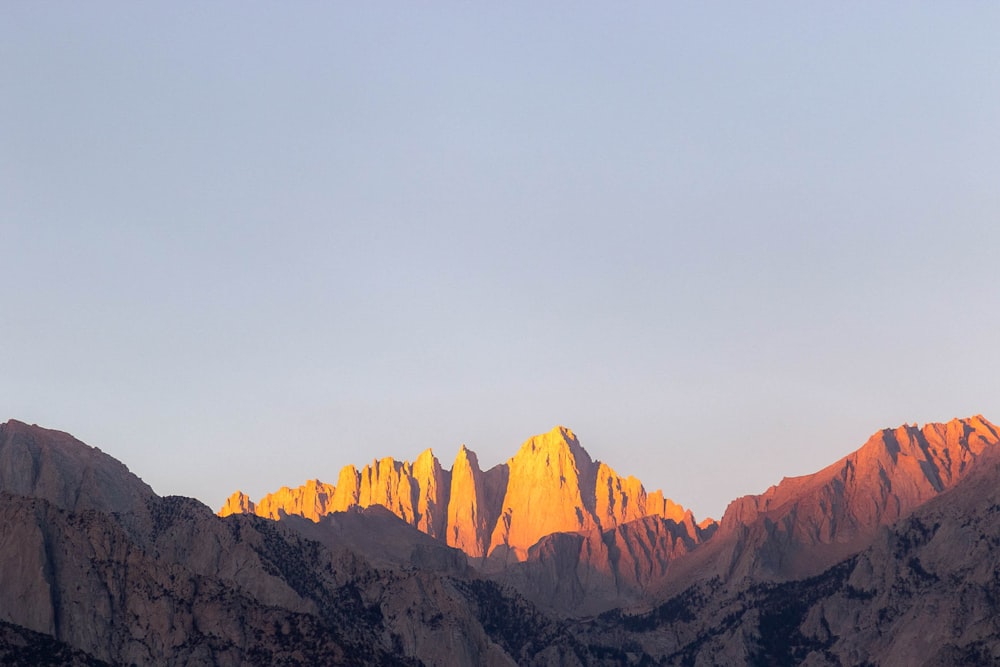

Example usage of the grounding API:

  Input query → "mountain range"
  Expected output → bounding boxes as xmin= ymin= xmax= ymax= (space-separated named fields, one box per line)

xmin=2 ymin=415 xmax=999 ymax=665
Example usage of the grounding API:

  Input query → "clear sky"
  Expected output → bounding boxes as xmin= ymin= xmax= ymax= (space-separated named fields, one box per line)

xmin=2 ymin=4 xmax=998 ymax=520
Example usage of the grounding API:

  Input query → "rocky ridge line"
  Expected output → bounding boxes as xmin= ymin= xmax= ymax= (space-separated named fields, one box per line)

xmin=220 ymin=426 xmax=713 ymax=563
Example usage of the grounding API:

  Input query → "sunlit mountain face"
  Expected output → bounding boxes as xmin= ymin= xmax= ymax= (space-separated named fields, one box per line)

xmin=220 ymin=425 xmax=712 ymax=562
xmin=3 ymin=416 xmax=1000 ymax=664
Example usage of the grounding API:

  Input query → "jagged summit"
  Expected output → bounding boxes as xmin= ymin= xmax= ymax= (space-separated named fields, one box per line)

xmin=220 ymin=489 xmax=255 ymax=516
xmin=221 ymin=425 xmax=706 ymax=563
xmin=515 ymin=426 xmax=595 ymax=477
xmin=487 ymin=425 xmax=600 ymax=561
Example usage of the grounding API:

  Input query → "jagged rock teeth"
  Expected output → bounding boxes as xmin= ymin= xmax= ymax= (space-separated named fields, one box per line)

xmin=222 ymin=424 xmax=706 ymax=566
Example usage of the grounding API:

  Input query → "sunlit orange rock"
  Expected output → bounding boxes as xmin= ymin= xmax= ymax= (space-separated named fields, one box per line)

xmin=594 ymin=464 xmax=690 ymax=528
xmin=351 ymin=450 xmax=450 ymax=537
xmin=218 ymin=425 xmax=708 ymax=567
xmin=253 ymin=479 xmax=336 ymax=521
xmin=595 ymin=464 xmax=644 ymax=527
xmin=411 ymin=448 xmax=449 ymax=539
xmin=359 ymin=456 xmax=415 ymax=523
xmin=487 ymin=426 xmax=601 ymax=562
xmin=446 ymin=445 xmax=491 ymax=557
xmin=219 ymin=490 xmax=255 ymax=518
xmin=329 ymin=464 xmax=360 ymax=511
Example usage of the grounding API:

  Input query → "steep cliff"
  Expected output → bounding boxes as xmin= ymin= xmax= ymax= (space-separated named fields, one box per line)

xmin=446 ymin=445 xmax=497 ymax=558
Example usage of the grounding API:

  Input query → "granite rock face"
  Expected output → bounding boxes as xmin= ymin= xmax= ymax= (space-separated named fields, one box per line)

xmin=446 ymin=445 xmax=503 ymax=558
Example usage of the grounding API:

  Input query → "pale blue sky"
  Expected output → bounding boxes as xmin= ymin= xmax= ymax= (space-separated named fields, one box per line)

xmin=2 ymin=4 xmax=998 ymax=520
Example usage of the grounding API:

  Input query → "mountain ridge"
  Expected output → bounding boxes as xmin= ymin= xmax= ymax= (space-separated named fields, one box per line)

xmin=5 ymin=414 xmax=1000 ymax=664
xmin=650 ymin=414 xmax=1000 ymax=598
xmin=221 ymin=424 xmax=712 ymax=566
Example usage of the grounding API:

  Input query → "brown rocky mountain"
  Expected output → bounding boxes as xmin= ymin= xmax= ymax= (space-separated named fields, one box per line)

xmin=5 ymin=415 xmax=1000 ymax=665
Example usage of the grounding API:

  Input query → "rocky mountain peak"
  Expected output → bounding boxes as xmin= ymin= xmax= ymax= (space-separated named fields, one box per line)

xmin=486 ymin=427 xmax=601 ymax=562
xmin=514 ymin=426 xmax=591 ymax=469
xmin=446 ymin=444 xmax=491 ymax=557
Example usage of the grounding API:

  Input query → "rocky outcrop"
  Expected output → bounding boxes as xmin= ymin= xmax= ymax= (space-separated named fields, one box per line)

xmin=446 ymin=445 xmax=495 ymax=558
xmin=595 ymin=465 xmax=689 ymax=528
xmin=0 ymin=418 xmax=407 ymax=666
xmin=355 ymin=450 xmax=452 ymax=540
xmin=231 ymin=479 xmax=337 ymax=521
xmin=218 ymin=489 xmax=254 ymax=517
xmin=284 ymin=505 xmax=470 ymax=573
xmin=410 ymin=448 xmax=450 ymax=538
xmin=719 ymin=416 xmax=1000 ymax=534
xmin=802 ymin=442 xmax=1000 ymax=665
xmin=217 ymin=416 xmax=1000 ymax=625
xmin=331 ymin=463 xmax=361 ymax=509
xmin=217 ymin=426 xmax=716 ymax=615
